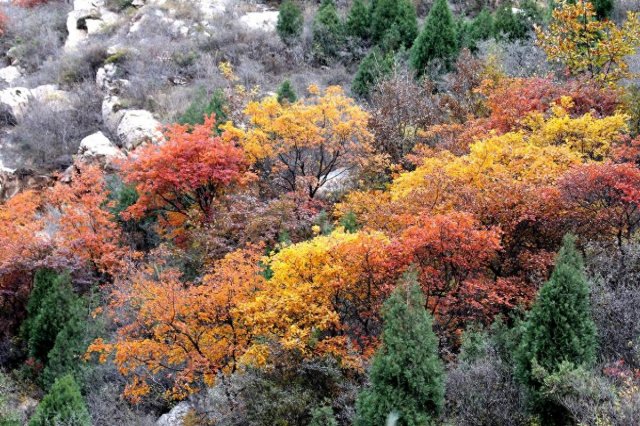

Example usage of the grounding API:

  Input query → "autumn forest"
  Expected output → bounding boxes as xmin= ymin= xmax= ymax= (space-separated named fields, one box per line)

xmin=1 ymin=0 xmax=640 ymax=424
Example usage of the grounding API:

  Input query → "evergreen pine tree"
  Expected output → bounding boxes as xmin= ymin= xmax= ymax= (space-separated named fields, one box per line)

xmin=21 ymin=269 xmax=58 ymax=348
xmin=277 ymin=80 xmax=298 ymax=104
xmin=179 ymin=88 xmax=228 ymax=133
xmin=42 ymin=301 xmax=87 ymax=389
xmin=309 ymin=405 xmax=338 ymax=426
xmin=370 ymin=0 xmax=418 ymax=50
xmin=312 ymin=0 xmax=345 ymax=64
xmin=470 ymin=8 xmax=494 ymax=42
xmin=356 ymin=273 xmax=444 ymax=426
xmin=411 ymin=0 xmax=458 ymax=76
xmin=26 ymin=273 xmax=80 ymax=363
xmin=28 ymin=375 xmax=91 ymax=426
xmin=516 ymin=234 xmax=597 ymax=423
xmin=346 ymin=0 xmax=370 ymax=41
xmin=493 ymin=2 xmax=529 ymax=41
xmin=277 ymin=0 xmax=304 ymax=45
xmin=352 ymin=48 xmax=394 ymax=99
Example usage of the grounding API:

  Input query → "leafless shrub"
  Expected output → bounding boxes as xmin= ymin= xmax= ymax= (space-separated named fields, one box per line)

xmin=0 ymin=3 xmax=69 ymax=73
xmin=446 ymin=343 xmax=527 ymax=425
xmin=7 ymin=82 xmax=102 ymax=171
xmin=478 ymin=37 xmax=551 ymax=78
xmin=585 ymin=242 xmax=640 ymax=367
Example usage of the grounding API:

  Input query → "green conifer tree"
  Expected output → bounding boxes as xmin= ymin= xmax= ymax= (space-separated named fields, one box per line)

xmin=277 ymin=0 xmax=304 ymax=45
xmin=493 ymin=2 xmax=529 ymax=41
xmin=356 ymin=273 xmax=444 ymax=426
xmin=179 ymin=88 xmax=228 ymax=133
xmin=277 ymin=80 xmax=298 ymax=104
xmin=351 ymin=48 xmax=394 ymax=98
xmin=29 ymin=375 xmax=91 ymax=426
xmin=516 ymin=234 xmax=597 ymax=423
xmin=370 ymin=0 xmax=418 ymax=50
xmin=21 ymin=269 xmax=58 ymax=348
xmin=411 ymin=0 xmax=458 ymax=76
xmin=470 ymin=8 xmax=494 ymax=42
xmin=26 ymin=273 xmax=80 ymax=363
xmin=42 ymin=302 xmax=87 ymax=389
xmin=312 ymin=0 xmax=345 ymax=64
xmin=346 ymin=0 xmax=370 ymax=40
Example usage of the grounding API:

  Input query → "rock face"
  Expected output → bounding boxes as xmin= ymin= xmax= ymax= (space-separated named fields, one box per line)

xmin=116 ymin=109 xmax=163 ymax=150
xmin=156 ymin=401 xmax=192 ymax=426
xmin=0 ymin=66 xmax=22 ymax=85
xmin=0 ymin=87 xmax=31 ymax=125
xmin=77 ymin=131 xmax=125 ymax=169
xmin=315 ymin=168 xmax=353 ymax=198
xmin=0 ymin=169 xmax=51 ymax=202
xmin=239 ymin=10 xmax=279 ymax=31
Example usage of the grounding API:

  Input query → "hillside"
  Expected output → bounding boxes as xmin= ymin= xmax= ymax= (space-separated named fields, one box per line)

xmin=1 ymin=0 xmax=640 ymax=425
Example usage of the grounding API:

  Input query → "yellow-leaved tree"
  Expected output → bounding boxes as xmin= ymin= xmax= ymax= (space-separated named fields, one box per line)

xmin=222 ymin=85 xmax=375 ymax=197
xmin=536 ymin=0 xmax=640 ymax=84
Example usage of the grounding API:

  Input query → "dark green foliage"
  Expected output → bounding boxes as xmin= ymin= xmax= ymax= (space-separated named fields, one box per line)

xmin=471 ymin=8 xmax=494 ymax=42
xmin=178 ymin=88 xmax=228 ymax=132
xmin=21 ymin=269 xmax=58 ymax=352
xmin=42 ymin=304 xmax=88 ymax=389
xmin=455 ymin=17 xmax=475 ymax=52
xmin=370 ymin=0 xmax=418 ymax=50
xmin=356 ymin=275 xmax=445 ymax=426
xmin=516 ymin=235 xmax=597 ymax=423
xmin=493 ymin=3 xmax=530 ymax=41
xmin=352 ymin=48 xmax=394 ymax=98
xmin=339 ymin=211 xmax=360 ymax=233
xmin=277 ymin=0 xmax=304 ymax=45
xmin=411 ymin=0 xmax=458 ymax=76
xmin=346 ymin=0 xmax=371 ymax=41
xmin=28 ymin=375 xmax=90 ymax=426
xmin=277 ymin=80 xmax=298 ymax=104
xmin=309 ymin=405 xmax=338 ymax=426
xmin=25 ymin=272 xmax=80 ymax=364
xmin=312 ymin=0 xmax=345 ymax=64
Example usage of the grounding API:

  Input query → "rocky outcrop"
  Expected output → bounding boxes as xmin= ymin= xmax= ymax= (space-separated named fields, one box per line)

xmin=77 ymin=131 xmax=125 ymax=169
xmin=156 ymin=401 xmax=193 ymax=426
xmin=0 ymin=66 xmax=22 ymax=85
xmin=65 ymin=0 xmax=120 ymax=51
xmin=0 ymin=169 xmax=51 ymax=202
xmin=116 ymin=109 xmax=163 ymax=150
xmin=0 ymin=87 xmax=30 ymax=125
xmin=239 ymin=10 xmax=279 ymax=31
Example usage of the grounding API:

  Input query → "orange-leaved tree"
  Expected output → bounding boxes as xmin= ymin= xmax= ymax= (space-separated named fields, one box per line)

xmin=122 ymin=115 xmax=253 ymax=230
xmin=47 ymin=164 xmax=128 ymax=276
xmin=87 ymin=246 xmax=265 ymax=402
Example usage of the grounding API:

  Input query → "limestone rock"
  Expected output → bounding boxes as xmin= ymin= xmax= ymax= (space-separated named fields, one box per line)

xmin=0 ymin=87 xmax=30 ymax=125
xmin=0 ymin=66 xmax=22 ymax=85
xmin=156 ymin=401 xmax=192 ymax=426
xmin=116 ymin=109 xmax=163 ymax=150
xmin=78 ymin=131 xmax=125 ymax=169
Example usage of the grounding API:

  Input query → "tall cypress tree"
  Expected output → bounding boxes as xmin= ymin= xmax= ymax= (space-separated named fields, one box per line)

xmin=356 ymin=274 xmax=444 ymax=426
xmin=277 ymin=0 xmax=304 ymax=45
xmin=29 ymin=375 xmax=91 ymax=426
xmin=411 ymin=0 xmax=458 ymax=76
xmin=352 ymin=47 xmax=394 ymax=99
xmin=516 ymin=234 xmax=597 ymax=423
xmin=370 ymin=0 xmax=418 ymax=50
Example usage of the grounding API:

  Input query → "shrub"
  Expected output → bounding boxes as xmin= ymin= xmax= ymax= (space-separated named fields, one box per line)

xmin=351 ymin=48 xmax=394 ymax=99
xmin=28 ymin=375 xmax=91 ymax=426
xmin=446 ymin=327 xmax=528 ymax=425
xmin=277 ymin=0 xmax=304 ymax=45
xmin=356 ymin=274 xmax=444 ymax=426
xmin=411 ymin=0 xmax=458 ymax=76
